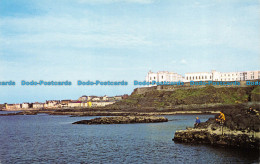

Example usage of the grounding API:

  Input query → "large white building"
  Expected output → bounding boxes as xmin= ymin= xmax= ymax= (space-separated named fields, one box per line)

xmin=145 ymin=70 xmax=260 ymax=85
xmin=146 ymin=71 xmax=184 ymax=83
xmin=185 ymin=71 xmax=213 ymax=82
xmin=184 ymin=70 xmax=260 ymax=82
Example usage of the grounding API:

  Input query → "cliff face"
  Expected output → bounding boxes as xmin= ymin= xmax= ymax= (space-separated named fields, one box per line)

xmin=173 ymin=107 xmax=260 ymax=149
xmin=109 ymin=86 xmax=259 ymax=111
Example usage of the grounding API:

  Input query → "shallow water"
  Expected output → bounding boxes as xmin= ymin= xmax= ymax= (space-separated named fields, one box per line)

xmin=0 ymin=114 xmax=259 ymax=163
xmin=0 ymin=111 xmax=21 ymax=114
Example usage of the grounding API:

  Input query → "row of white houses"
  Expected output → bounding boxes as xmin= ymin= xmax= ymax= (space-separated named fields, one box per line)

xmin=3 ymin=95 xmax=129 ymax=111
xmin=4 ymin=101 xmax=116 ymax=110
xmin=146 ymin=70 xmax=260 ymax=83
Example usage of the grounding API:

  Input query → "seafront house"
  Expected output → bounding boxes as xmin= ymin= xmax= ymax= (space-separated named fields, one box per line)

xmin=78 ymin=96 xmax=98 ymax=101
xmin=114 ymin=96 xmax=123 ymax=101
xmin=92 ymin=97 xmax=101 ymax=101
xmin=61 ymin=99 xmax=72 ymax=107
xmin=4 ymin=104 xmax=21 ymax=110
xmin=91 ymin=101 xmax=115 ymax=107
xmin=32 ymin=103 xmax=44 ymax=109
xmin=44 ymin=100 xmax=60 ymax=108
xmin=21 ymin=103 xmax=29 ymax=109
xmin=67 ymin=101 xmax=88 ymax=108
xmin=78 ymin=95 xmax=126 ymax=102
xmin=78 ymin=96 xmax=88 ymax=101
xmin=102 ymin=95 xmax=108 ymax=101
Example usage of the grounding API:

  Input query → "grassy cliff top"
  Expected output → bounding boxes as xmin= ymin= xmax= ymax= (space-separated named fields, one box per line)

xmin=110 ymin=86 xmax=259 ymax=111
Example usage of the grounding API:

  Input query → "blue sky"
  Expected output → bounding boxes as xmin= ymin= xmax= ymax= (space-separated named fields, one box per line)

xmin=0 ymin=0 xmax=259 ymax=103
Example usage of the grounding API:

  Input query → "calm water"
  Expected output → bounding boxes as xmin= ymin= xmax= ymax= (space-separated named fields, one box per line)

xmin=0 ymin=113 xmax=259 ymax=163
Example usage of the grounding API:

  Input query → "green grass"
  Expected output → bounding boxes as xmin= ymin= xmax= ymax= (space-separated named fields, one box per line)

xmin=170 ymin=87 xmax=211 ymax=100
xmin=122 ymin=99 xmax=138 ymax=104
xmin=117 ymin=86 xmax=256 ymax=107
xmin=252 ymin=86 xmax=260 ymax=95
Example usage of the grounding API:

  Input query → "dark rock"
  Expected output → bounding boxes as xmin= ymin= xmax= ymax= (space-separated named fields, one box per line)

xmin=173 ymin=129 xmax=259 ymax=149
xmin=73 ymin=116 xmax=168 ymax=125
xmin=173 ymin=106 xmax=260 ymax=149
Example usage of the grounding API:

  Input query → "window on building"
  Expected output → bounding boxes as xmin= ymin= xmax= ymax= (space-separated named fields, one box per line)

xmin=196 ymin=76 xmax=197 ymax=79
xmin=199 ymin=76 xmax=200 ymax=79
xmin=210 ymin=76 xmax=211 ymax=79
xmin=162 ymin=76 xmax=163 ymax=79
xmin=250 ymin=73 xmax=254 ymax=79
xmin=150 ymin=77 xmax=151 ymax=80
xmin=202 ymin=76 xmax=204 ymax=79
xmin=154 ymin=77 xmax=155 ymax=79
xmin=193 ymin=77 xmax=194 ymax=80
xmin=205 ymin=76 xmax=207 ymax=79
xmin=186 ymin=77 xmax=188 ymax=80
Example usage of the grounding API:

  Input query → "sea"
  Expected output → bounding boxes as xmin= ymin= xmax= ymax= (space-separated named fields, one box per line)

xmin=0 ymin=111 xmax=259 ymax=163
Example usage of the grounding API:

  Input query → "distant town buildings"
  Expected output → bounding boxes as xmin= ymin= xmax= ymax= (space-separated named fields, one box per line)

xmin=2 ymin=94 xmax=129 ymax=111
xmin=146 ymin=70 xmax=260 ymax=84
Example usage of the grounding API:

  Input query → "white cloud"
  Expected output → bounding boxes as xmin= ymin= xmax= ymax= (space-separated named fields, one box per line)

xmin=1 ymin=3 xmax=260 ymax=53
xmin=180 ymin=59 xmax=187 ymax=64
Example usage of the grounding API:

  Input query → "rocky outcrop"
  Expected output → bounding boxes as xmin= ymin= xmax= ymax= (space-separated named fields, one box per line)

xmin=173 ymin=107 xmax=260 ymax=149
xmin=72 ymin=116 xmax=168 ymax=124
xmin=173 ymin=127 xmax=260 ymax=149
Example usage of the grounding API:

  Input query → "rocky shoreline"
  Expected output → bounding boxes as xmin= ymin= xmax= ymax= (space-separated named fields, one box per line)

xmin=0 ymin=110 xmax=219 ymax=116
xmin=173 ymin=107 xmax=260 ymax=149
xmin=72 ymin=116 xmax=168 ymax=124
